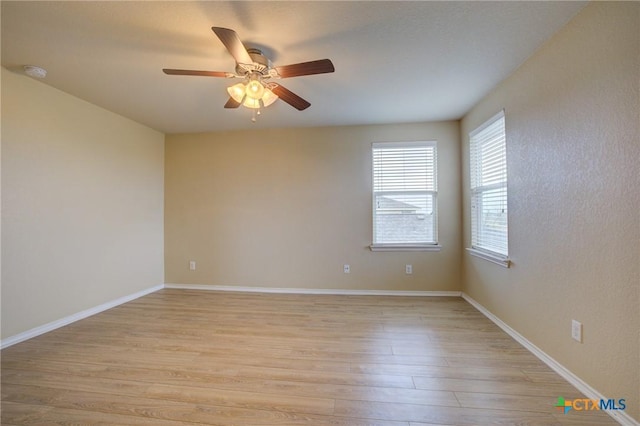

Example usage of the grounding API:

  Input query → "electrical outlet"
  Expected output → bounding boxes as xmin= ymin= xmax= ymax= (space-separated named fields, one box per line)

xmin=343 ymin=264 xmax=350 ymax=274
xmin=405 ymin=264 xmax=413 ymax=275
xmin=189 ymin=260 xmax=196 ymax=271
xmin=571 ymin=320 xmax=582 ymax=343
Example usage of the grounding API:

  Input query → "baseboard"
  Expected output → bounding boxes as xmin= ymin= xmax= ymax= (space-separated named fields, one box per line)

xmin=1 ymin=284 xmax=164 ymax=349
xmin=461 ymin=292 xmax=639 ymax=426
xmin=164 ymin=283 xmax=461 ymax=297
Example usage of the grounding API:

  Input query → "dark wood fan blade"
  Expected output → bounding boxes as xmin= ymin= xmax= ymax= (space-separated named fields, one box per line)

xmin=163 ymin=69 xmax=228 ymax=77
xmin=275 ymin=59 xmax=335 ymax=78
xmin=224 ymin=97 xmax=242 ymax=109
xmin=212 ymin=27 xmax=253 ymax=65
xmin=270 ymin=84 xmax=311 ymax=111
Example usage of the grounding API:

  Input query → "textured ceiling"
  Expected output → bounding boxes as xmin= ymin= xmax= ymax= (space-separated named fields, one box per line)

xmin=1 ymin=1 xmax=585 ymax=134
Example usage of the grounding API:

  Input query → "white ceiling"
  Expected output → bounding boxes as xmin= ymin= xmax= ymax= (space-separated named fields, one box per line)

xmin=1 ymin=1 xmax=585 ymax=134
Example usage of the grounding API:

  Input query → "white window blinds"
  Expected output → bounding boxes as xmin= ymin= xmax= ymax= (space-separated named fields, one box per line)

xmin=470 ymin=111 xmax=508 ymax=257
xmin=372 ymin=142 xmax=437 ymax=246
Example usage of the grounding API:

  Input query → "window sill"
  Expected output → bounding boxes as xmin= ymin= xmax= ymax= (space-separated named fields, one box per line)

xmin=370 ymin=244 xmax=442 ymax=252
xmin=466 ymin=248 xmax=511 ymax=268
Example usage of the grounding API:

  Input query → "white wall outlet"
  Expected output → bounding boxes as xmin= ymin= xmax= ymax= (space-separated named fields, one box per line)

xmin=571 ymin=319 xmax=582 ymax=343
xmin=343 ymin=264 xmax=350 ymax=274
xmin=189 ymin=260 xmax=196 ymax=271
xmin=405 ymin=264 xmax=413 ymax=274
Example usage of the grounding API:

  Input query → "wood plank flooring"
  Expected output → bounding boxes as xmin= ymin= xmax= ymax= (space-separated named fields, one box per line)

xmin=1 ymin=289 xmax=617 ymax=425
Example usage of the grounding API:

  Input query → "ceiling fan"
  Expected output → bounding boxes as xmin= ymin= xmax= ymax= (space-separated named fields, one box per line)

xmin=163 ymin=27 xmax=335 ymax=115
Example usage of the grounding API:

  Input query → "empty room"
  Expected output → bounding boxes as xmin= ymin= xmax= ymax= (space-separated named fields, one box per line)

xmin=1 ymin=1 xmax=638 ymax=425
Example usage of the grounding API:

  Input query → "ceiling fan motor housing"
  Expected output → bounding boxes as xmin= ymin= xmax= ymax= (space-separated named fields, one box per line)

xmin=236 ymin=48 xmax=271 ymax=75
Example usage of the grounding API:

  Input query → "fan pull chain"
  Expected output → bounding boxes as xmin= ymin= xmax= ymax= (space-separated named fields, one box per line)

xmin=251 ymin=108 xmax=262 ymax=123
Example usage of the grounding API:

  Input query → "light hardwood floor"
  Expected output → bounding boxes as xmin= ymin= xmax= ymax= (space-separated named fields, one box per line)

xmin=1 ymin=289 xmax=617 ymax=425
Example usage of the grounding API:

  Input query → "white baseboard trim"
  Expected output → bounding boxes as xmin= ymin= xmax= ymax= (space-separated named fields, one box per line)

xmin=461 ymin=292 xmax=639 ymax=426
xmin=164 ymin=283 xmax=461 ymax=297
xmin=1 ymin=284 xmax=164 ymax=350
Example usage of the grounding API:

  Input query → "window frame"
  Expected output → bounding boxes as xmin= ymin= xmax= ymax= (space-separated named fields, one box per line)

xmin=467 ymin=110 xmax=510 ymax=267
xmin=370 ymin=141 xmax=441 ymax=252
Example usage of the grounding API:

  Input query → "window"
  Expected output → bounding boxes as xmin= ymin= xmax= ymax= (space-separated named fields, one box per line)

xmin=371 ymin=141 xmax=439 ymax=251
xmin=469 ymin=111 xmax=509 ymax=266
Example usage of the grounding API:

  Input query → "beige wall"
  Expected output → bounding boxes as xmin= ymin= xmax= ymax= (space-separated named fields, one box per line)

xmin=461 ymin=2 xmax=639 ymax=421
xmin=165 ymin=122 xmax=461 ymax=291
xmin=1 ymin=68 xmax=165 ymax=339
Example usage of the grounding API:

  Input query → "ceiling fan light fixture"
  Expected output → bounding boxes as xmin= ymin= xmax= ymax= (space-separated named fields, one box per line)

xmin=261 ymin=88 xmax=278 ymax=107
xmin=227 ymin=83 xmax=246 ymax=103
xmin=245 ymin=75 xmax=265 ymax=100
xmin=242 ymin=97 xmax=261 ymax=109
xmin=228 ymin=79 xmax=278 ymax=110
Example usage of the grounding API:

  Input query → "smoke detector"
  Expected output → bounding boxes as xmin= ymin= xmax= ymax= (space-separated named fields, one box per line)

xmin=23 ymin=65 xmax=47 ymax=79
